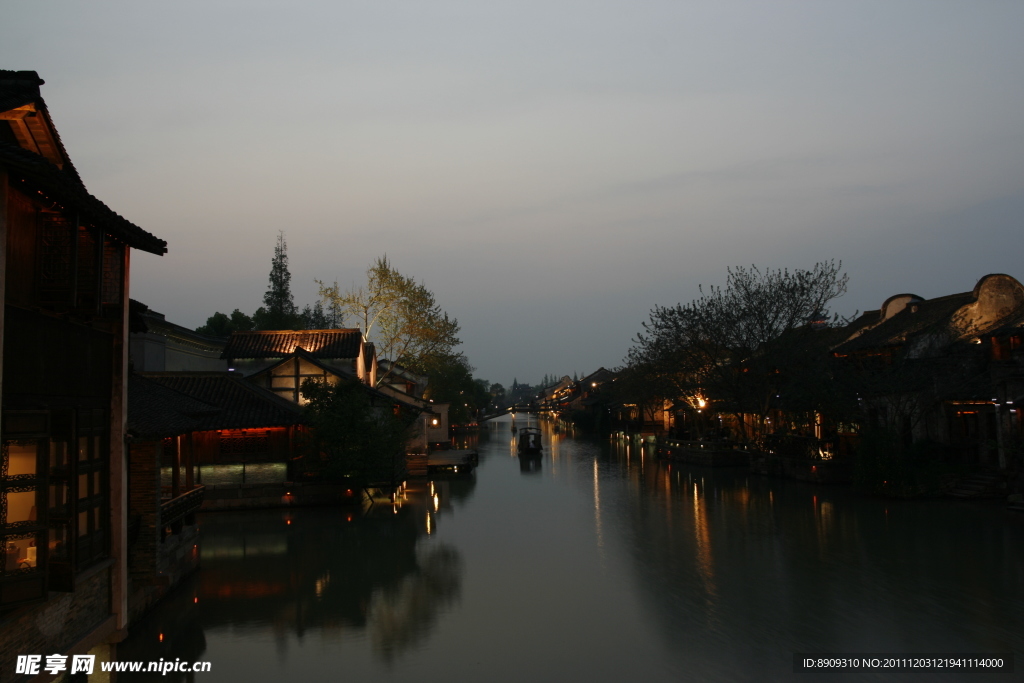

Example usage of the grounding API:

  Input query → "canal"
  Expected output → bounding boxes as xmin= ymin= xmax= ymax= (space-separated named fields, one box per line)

xmin=119 ymin=416 xmax=1024 ymax=681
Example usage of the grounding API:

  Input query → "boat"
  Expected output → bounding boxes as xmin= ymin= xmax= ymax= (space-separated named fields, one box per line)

xmin=517 ymin=427 xmax=542 ymax=453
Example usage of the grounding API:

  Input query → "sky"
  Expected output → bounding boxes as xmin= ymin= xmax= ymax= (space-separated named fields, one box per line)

xmin=3 ymin=1 xmax=1023 ymax=385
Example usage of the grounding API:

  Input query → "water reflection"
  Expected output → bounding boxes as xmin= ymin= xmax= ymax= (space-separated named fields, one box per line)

xmin=518 ymin=453 xmax=542 ymax=474
xmin=119 ymin=479 xmax=469 ymax=679
xmin=604 ymin=438 xmax=1024 ymax=680
xmin=117 ymin=421 xmax=1023 ymax=683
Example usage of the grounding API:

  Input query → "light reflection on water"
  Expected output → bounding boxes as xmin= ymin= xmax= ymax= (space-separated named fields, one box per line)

xmin=119 ymin=417 xmax=1024 ymax=682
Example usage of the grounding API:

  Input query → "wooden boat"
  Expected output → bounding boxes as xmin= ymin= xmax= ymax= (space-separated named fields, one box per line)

xmin=518 ymin=427 xmax=542 ymax=453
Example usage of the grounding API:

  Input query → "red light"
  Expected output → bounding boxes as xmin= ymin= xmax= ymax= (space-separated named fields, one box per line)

xmin=194 ymin=597 xmax=198 ymax=604
xmin=286 ymin=520 xmax=291 ymax=525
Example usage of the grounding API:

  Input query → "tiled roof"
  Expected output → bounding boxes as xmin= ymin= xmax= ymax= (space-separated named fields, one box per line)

xmin=1 ymin=141 xmax=166 ymax=254
xmin=140 ymin=372 xmax=304 ymax=430
xmin=580 ymin=367 xmax=616 ymax=385
xmin=2 ymin=71 xmax=165 ymax=254
xmin=222 ymin=329 xmax=362 ymax=359
xmin=133 ymin=303 xmax=228 ymax=352
xmin=0 ymin=71 xmax=46 ymax=123
xmin=833 ymin=292 xmax=974 ymax=355
xmin=989 ymin=307 xmax=1024 ymax=337
xmin=127 ymin=374 xmax=219 ymax=439
xmin=0 ymin=70 xmax=81 ymax=186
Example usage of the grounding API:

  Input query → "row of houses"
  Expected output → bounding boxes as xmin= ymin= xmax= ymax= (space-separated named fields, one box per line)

xmin=539 ymin=274 xmax=1024 ymax=488
xmin=0 ymin=71 xmax=450 ymax=679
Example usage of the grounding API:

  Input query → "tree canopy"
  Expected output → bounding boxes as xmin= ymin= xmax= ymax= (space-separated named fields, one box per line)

xmin=318 ymin=256 xmax=461 ymax=382
xmin=299 ymin=378 xmax=413 ymax=485
xmin=195 ymin=308 xmax=254 ymax=337
xmin=417 ymin=353 xmax=490 ymax=425
xmin=627 ymin=261 xmax=851 ymax=440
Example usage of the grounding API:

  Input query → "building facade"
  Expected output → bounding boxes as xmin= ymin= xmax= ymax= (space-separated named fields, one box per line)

xmin=0 ymin=71 xmax=166 ymax=677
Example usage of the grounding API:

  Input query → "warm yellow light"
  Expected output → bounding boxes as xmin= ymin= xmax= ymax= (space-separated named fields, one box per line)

xmin=697 ymin=397 xmax=706 ymax=409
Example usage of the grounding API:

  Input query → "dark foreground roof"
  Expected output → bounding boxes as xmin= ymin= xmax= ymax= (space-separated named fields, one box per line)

xmin=1 ymin=142 xmax=167 ymax=254
xmin=128 ymin=374 xmax=219 ymax=438
xmin=1 ymin=71 xmax=167 ymax=255
xmin=223 ymin=329 xmax=363 ymax=359
xmin=138 ymin=372 xmax=304 ymax=432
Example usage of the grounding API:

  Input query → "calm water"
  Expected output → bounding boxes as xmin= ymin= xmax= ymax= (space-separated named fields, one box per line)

xmin=119 ymin=416 xmax=1024 ymax=681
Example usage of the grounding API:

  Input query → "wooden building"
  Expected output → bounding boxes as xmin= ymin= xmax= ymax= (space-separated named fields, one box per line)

xmin=225 ymin=330 xmax=445 ymax=452
xmin=223 ymin=329 xmax=376 ymax=388
xmin=0 ymin=70 xmax=166 ymax=673
xmin=832 ymin=273 xmax=1024 ymax=470
xmin=135 ymin=372 xmax=305 ymax=488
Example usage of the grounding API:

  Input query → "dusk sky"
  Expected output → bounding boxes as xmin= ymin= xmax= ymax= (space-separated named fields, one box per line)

xmin=3 ymin=1 xmax=1022 ymax=385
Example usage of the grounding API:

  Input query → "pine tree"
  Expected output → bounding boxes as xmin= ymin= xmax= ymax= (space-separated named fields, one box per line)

xmin=253 ymin=232 xmax=301 ymax=330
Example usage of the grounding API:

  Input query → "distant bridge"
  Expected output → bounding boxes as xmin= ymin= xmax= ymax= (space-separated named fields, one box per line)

xmin=479 ymin=403 xmax=542 ymax=422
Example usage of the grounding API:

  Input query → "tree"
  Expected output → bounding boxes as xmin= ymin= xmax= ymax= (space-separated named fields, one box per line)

xmin=418 ymin=353 xmax=489 ymax=425
xmin=300 ymin=300 xmax=335 ymax=330
xmin=299 ymin=378 xmax=413 ymax=485
xmin=253 ymin=231 xmax=303 ymax=330
xmin=196 ymin=308 xmax=254 ymax=336
xmin=628 ymin=262 xmax=850 ymax=442
xmin=318 ymin=256 xmax=461 ymax=383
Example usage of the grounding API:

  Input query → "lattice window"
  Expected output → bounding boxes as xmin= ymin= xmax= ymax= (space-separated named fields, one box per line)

xmin=1 ymin=436 xmax=47 ymax=603
xmin=76 ymin=227 xmax=97 ymax=312
xmin=219 ymin=431 xmax=271 ymax=459
xmin=102 ymin=240 xmax=123 ymax=305
xmin=75 ymin=413 xmax=108 ymax=571
xmin=36 ymin=214 xmax=74 ymax=306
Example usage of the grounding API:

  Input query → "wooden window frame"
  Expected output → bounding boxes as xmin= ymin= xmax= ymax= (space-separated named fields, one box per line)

xmin=0 ymin=411 xmax=49 ymax=609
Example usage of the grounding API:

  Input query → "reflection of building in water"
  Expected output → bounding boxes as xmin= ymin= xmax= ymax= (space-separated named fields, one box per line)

xmin=606 ymin=452 xmax=1024 ymax=679
xmin=118 ymin=477 xmax=471 ymax=670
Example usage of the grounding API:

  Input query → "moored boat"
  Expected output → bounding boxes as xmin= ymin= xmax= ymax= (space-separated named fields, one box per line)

xmin=518 ymin=427 xmax=542 ymax=453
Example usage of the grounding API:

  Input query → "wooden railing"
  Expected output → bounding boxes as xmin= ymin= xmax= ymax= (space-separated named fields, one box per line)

xmin=160 ymin=485 xmax=205 ymax=529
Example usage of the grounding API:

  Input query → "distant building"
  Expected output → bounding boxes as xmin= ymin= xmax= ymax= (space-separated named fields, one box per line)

xmin=832 ymin=273 xmax=1024 ymax=469
xmin=129 ymin=300 xmax=228 ymax=373
xmin=222 ymin=329 xmax=443 ymax=456
xmin=222 ymin=329 xmax=375 ymax=388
